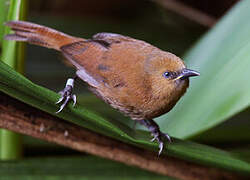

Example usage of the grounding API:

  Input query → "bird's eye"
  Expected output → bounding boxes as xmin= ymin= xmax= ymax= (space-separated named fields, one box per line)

xmin=163 ymin=71 xmax=171 ymax=78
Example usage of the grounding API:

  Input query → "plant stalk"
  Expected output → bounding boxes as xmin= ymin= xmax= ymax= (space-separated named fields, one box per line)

xmin=0 ymin=0 xmax=28 ymax=160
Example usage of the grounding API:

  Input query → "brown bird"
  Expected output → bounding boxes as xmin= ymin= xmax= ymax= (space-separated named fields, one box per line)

xmin=4 ymin=21 xmax=199 ymax=155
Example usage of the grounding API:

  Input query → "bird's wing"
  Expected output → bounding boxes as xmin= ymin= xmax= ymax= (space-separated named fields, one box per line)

xmin=60 ymin=40 xmax=107 ymax=88
xmin=60 ymin=33 xmax=149 ymax=90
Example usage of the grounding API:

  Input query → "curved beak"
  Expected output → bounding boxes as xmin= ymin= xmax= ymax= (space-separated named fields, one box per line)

xmin=175 ymin=68 xmax=200 ymax=80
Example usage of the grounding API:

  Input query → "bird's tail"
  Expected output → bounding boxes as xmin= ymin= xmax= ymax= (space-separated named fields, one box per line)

xmin=4 ymin=21 xmax=83 ymax=51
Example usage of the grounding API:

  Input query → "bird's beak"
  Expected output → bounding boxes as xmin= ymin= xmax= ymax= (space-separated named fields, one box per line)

xmin=175 ymin=68 xmax=200 ymax=80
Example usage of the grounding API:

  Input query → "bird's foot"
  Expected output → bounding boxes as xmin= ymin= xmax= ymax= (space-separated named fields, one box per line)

xmin=139 ymin=119 xmax=172 ymax=155
xmin=150 ymin=129 xmax=172 ymax=155
xmin=55 ymin=78 xmax=76 ymax=113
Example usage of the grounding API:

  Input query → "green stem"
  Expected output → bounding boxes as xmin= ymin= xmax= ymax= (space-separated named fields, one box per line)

xmin=0 ymin=131 xmax=22 ymax=159
xmin=0 ymin=0 xmax=28 ymax=160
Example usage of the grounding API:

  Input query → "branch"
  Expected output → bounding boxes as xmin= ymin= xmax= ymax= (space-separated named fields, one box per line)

xmin=154 ymin=0 xmax=216 ymax=27
xmin=0 ymin=92 xmax=242 ymax=180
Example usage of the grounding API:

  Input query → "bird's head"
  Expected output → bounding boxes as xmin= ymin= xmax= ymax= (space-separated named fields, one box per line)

xmin=145 ymin=51 xmax=199 ymax=107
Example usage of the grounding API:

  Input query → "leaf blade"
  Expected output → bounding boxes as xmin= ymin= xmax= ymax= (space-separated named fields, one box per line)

xmin=157 ymin=0 xmax=250 ymax=138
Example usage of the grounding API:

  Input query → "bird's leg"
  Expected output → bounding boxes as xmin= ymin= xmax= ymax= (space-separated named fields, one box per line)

xmin=55 ymin=76 xmax=78 ymax=113
xmin=132 ymin=121 xmax=137 ymax=130
xmin=138 ymin=119 xmax=172 ymax=155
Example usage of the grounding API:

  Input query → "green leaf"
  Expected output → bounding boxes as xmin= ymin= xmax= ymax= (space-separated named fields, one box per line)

xmin=0 ymin=60 xmax=250 ymax=174
xmin=192 ymin=106 xmax=250 ymax=143
xmin=193 ymin=125 xmax=250 ymax=144
xmin=0 ymin=156 xmax=174 ymax=180
xmin=157 ymin=0 xmax=250 ymax=138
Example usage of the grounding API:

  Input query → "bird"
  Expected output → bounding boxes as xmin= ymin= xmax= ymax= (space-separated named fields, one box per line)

xmin=4 ymin=21 xmax=199 ymax=155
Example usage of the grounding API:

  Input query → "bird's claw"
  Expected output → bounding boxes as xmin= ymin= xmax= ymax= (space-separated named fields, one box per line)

xmin=151 ymin=130 xmax=172 ymax=155
xmin=55 ymin=78 xmax=76 ymax=113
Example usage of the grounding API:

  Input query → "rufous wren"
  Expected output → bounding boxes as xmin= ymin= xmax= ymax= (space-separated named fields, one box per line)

xmin=5 ymin=21 xmax=199 ymax=155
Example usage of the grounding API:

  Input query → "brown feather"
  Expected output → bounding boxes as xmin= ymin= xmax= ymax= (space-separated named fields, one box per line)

xmin=5 ymin=21 xmax=191 ymax=120
xmin=4 ymin=21 xmax=83 ymax=50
